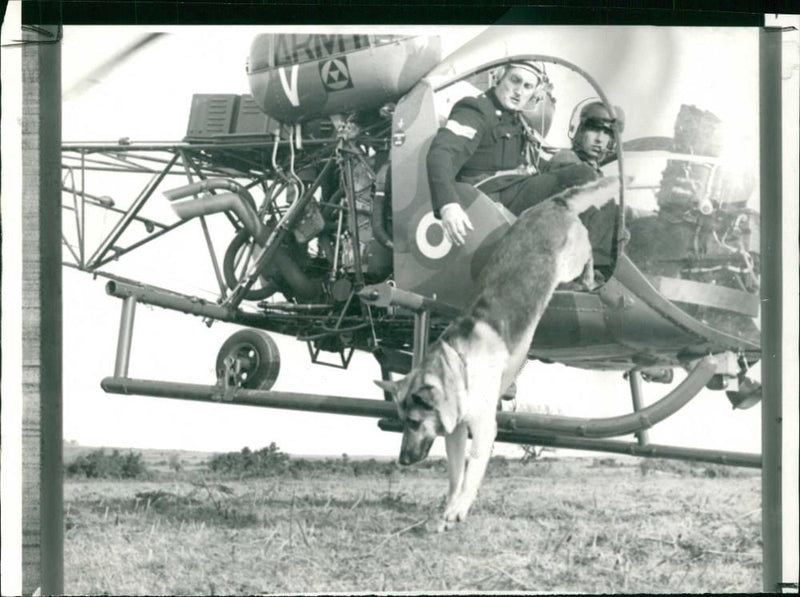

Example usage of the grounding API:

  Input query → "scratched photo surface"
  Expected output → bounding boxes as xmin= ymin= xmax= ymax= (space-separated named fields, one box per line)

xmin=31 ymin=23 xmax=786 ymax=594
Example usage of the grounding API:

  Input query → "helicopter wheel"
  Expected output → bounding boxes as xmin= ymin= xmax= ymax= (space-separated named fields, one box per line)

xmin=215 ymin=329 xmax=281 ymax=390
xmin=223 ymin=229 xmax=278 ymax=301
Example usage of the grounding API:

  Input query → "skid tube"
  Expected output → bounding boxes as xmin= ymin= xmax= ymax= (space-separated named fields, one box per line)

xmin=377 ymin=420 xmax=761 ymax=468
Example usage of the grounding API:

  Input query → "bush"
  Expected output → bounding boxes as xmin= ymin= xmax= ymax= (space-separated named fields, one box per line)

xmin=168 ymin=453 xmax=183 ymax=473
xmin=207 ymin=443 xmax=289 ymax=477
xmin=591 ymin=457 xmax=624 ymax=468
xmin=65 ymin=448 xmax=148 ymax=479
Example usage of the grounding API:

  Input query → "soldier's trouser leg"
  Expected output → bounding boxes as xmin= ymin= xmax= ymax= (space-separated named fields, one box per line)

xmin=501 ymin=163 xmax=598 ymax=216
xmin=580 ymin=201 xmax=619 ymax=269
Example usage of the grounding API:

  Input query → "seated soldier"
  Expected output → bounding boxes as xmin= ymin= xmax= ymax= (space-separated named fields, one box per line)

xmin=550 ymin=99 xmax=626 ymax=275
xmin=427 ymin=64 xmax=612 ymax=246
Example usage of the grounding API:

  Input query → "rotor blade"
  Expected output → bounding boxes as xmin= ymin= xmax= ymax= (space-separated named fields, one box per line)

xmin=63 ymin=32 xmax=167 ymax=101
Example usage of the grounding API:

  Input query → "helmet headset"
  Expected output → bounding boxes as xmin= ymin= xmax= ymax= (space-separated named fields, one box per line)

xmin=568 ymin=97 xmax=625 ymax=140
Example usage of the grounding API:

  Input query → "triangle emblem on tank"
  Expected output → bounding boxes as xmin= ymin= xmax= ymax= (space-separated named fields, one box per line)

xmin=319 ymin=57 xmax=354 ymax=91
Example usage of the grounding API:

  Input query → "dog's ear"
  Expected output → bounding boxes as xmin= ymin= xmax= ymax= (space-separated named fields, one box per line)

xmin=435 ymin=342 xmax=467 ymax=434
xmin=374 ymin=379 xmax=400 ymax=400
xmin=374 ymin=378 xmax=398 ymax=393
xmin=375 ymin=375 xmax=416 ymax=405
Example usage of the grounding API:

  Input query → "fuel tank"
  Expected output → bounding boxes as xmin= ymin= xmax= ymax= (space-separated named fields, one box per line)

xmin=247 ymin=33 xmax=442 ymax=123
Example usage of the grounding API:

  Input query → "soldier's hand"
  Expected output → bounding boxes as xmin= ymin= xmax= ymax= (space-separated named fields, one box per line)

xmin=440 ymin=203 xmax=474 ymax=247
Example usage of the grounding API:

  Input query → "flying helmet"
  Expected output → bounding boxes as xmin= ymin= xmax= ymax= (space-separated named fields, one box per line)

xmin=505 ymin=60 xmax=546 ymax=80
xmin=492 ymin=61 xmax=555 ymax=137
xmin=491 ymin=60 xmax=550 ymax=90
xmin=568 ymin=98 xmax=625 ymax=140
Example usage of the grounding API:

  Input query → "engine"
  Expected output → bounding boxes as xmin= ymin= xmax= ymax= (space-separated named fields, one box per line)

xmin=626 ymin=105 xmax=760 ymax=344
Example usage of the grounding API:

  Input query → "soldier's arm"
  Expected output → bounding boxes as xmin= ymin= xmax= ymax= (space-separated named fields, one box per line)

xmin=426 ymin=101 xmax=489 ymax=217
xmin=544 ymin=149 xmax=583 ymax=171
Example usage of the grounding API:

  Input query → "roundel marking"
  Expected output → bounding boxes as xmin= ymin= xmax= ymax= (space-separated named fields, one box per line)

xmin=415 ymin=211 xmax=452 ymax=260
xmin=320 ymin=58 xmax=353 ymax=91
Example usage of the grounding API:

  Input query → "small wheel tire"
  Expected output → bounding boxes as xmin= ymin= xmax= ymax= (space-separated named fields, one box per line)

xmin=223 ymin=229 xmax=278 ymax=301
xmin=216 ymin=329 xmax=280 ymax=390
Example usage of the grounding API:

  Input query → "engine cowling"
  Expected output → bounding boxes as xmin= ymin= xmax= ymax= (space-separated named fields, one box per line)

xmin=247 ymin=33 xmax=442 ymax=123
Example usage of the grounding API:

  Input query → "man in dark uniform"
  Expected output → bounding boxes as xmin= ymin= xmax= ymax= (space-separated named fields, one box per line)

xmin=427 ymin=63 xmax=602 ymax=246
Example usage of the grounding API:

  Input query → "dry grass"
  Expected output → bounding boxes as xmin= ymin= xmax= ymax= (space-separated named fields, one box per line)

xmin=64 ymin=457 xmax=761 ymax=594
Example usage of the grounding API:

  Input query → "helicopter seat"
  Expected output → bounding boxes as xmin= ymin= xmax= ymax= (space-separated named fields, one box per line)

xmin=448 ymin=182 xmax=517 ymax=279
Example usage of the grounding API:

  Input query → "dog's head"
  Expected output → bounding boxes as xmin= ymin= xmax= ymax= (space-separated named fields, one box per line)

xmin=375 ymin=342 xmax=466 ymax=465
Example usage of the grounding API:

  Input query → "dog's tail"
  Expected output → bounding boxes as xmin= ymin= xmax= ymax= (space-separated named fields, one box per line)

xmin=558 ymin=175 xmax=632 ymax=215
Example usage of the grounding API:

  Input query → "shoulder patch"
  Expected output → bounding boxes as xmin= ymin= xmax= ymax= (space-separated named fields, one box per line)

xmin=445 ymin=119 xmax=478 ymax=139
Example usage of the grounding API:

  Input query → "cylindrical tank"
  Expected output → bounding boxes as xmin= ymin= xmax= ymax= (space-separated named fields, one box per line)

xmin=247 ymin=33 xmax=442 ymax=123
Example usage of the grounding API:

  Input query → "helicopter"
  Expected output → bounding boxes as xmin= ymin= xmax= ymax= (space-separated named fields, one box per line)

xmin=61 ymin=27 xmax=763 ymax=467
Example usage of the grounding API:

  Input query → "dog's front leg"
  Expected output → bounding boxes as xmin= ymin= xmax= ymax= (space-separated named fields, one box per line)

xmin=441 ymin=417 xmax=496 ymax=525
xmin=437 ymin=423 xmax=468 ymax=533
xmin=444 ymin=422 xmax=468 ymax=505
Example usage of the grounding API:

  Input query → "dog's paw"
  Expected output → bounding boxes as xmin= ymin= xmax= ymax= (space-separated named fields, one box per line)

xmin=443 ymin=496 xmax=472 ymax=523
xmin=436 ymin=519 xmax=456 ymax=533
xmin=592 ymin=269 xmax=606 ymax=287
xmin=557 ymin=280 xmax=587 ymax=292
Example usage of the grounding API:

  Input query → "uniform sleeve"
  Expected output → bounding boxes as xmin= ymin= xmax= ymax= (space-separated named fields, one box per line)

xmin=426 ymin=100 xmax=490 ymax=217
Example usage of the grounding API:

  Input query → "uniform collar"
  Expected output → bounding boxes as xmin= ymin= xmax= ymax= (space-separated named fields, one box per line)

xmin=573 ymin=146 xmax=600 ymax=169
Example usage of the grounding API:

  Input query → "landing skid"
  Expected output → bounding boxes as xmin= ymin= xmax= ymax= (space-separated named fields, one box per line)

xmin=100 ymin=371 xmax=760 ymax=469
xmin=103 ymin=281 xmax=760 ymax=469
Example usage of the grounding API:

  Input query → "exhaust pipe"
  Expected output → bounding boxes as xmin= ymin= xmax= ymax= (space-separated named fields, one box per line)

xmin=171 ymin=192 xmax=268 ymax=244
xmin=165 ymin=179 xmax=266 ymax=243
xmin=273 ymin=249 xmax=323 ymax=301
xmin=225 ymin=228 xmax=323 ymax=302
xmin=164 ymin=178 xmax=256 ymax=207
xmin=167 ymin=177 xmax=323 ymax=302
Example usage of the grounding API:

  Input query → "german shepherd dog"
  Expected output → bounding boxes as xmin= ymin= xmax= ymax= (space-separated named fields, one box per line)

xmin=376 ymin=176 xmax=620 ymax=530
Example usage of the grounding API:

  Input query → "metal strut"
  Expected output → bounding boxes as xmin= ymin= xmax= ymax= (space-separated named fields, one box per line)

xmin=628 ymin=370 xmax=650 ymax=446
xmin=87 ymin=152 xmax=179 ymax=269
xmin=358 ymin=282 xmax=458 ymax=369
xmin=114 ymin=296 xmax=137 ymax=377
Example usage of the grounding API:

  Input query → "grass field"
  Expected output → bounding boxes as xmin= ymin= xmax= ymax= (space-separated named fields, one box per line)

xmin=63 ymin=448 xmax=762 ymax=594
